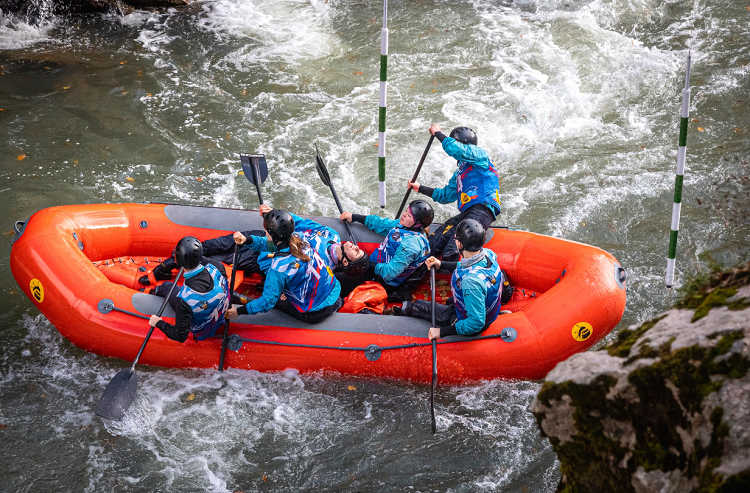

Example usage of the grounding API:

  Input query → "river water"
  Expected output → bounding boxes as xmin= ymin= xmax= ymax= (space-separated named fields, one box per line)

xmin=1 ymin=0 xmax=748 ymax=491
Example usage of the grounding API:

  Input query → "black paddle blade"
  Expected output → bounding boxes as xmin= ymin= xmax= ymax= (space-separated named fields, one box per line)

xmin=95 ymin=368 xmax=137 ymax=421
xmin=240 ymin=154 xmax=268 ymax=185
xmin=314 ymin=145 xmax=331 ymax=187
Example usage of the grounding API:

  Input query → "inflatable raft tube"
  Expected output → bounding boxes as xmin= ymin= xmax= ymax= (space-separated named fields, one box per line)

xmin=10 ymin=203 xmax=627 ymax=384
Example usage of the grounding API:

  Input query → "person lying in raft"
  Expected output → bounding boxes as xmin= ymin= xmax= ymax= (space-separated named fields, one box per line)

xmin=256 ymin=204 xmax=369 ymax=277
xmin=225 ymin=209 xmax=342 ymax=324
xmin=391 ymin=219 xmax=511 ymax=340
xmin=339 ymin=200 xmax=433 ymax=303
xmin=407 ymin=123 xmax=501 ymax=262
xmin=148 ymin=236 xmax=230 ymax=343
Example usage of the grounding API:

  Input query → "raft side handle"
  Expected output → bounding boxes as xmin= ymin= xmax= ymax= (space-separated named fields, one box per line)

xmin=227 ymin=334 xmax=243 ymax=352
xmin=140 ymin=221 xmax=148 ymax=229
xmin=365 ymin=344 xmax=382 ymax=361
xmin=500 ymin=327 xmax=517 ymax=343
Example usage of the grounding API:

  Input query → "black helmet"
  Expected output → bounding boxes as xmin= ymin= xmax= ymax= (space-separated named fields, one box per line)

xmin=455 ymin=219 xmax=485 ymax=252
xmin=341 ymin=251 xmax=369 ymax=277
xmin=449 ymin=126 xmax=478 ymax=146
xmin=408 ymin=200 xmax=434 ymax=228
xmin=264 ymin=209 xmax=295 ymax=245
xmin=175 ymin=236 xmax=203 ymax=270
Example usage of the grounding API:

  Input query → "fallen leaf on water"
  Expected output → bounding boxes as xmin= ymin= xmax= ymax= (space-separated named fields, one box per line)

xmin=121 ymin=91 xmax=129 ymax=95
xmin=262 ymin=475 xmax=268 ymax=482
xmin=697 ymin=127 xmax=704 ymax=132
xmin=238 ymin=171 xmax=244 ymax=175
xmin=641 ymin=146 xmax=646 ymax=149
xmin=74 ymin=160 xmax=78 ymax=164
xmin=187 ymin=393 xmax=195 ymax=401
xmin=582 ymin=222 xmax=586 ymax=226
xmin=137 ymin=70 xmax=142 ymax=77
xmin=126 ymin=177 xmax=135 ymax=182
xmin=147 ymin=93 xmax=152 ymax=97
xmin=241 ymin=89 xmax=247 ymax=95
xmin=692 ymin=118 xmax=699 ymax=122
xmin=17 ymin=154 xmax=25 ymax=161
xmin=432 ymin=89 xmax=436 ymax=92
xmin=4 ymin=230 xmax=14 ymax=235
xmin=0 ymin=108 xmax=5 ymax=111
xmin=735 ymin=128 xmax=741 ymax=133
xmin=347 ymin=385 xmax=356 ymax=391
xmin=374 ymin=143 xmax=378 ymax=147
xmin=226 ymin=133 xmax=231 ymax=139
xmin=63 ymin=86 xmax=70 ymax=89
xmin=353 ymin=71 xmax=363 ymax=75
xmin=0 ymin=424 xmax=6 ymax=429
xmin=353 ymin=129 xmax=362 ymax=133
xmin=120 ymin=61 xmax=127 ymax=65
xmin=196 ymin=177 xmax=203 ymax=181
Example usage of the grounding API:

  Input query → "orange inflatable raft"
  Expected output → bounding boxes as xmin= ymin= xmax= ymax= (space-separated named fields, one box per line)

xmin=10 ymin=203 xmax=627 ymax=384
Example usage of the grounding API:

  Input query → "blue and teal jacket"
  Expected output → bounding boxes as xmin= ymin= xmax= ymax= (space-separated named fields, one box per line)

xmin=240 ymin=235 xmax=341 ymax=314
xmin=451 ymin=249 xmax=503 ymax=336
xmin=430 ymin=136 xmax=501 ymax=214
xmin=363 ymin=215 xmax=430 ymax=286
xmin=289 ymin=212 xmax=340 ymax=268
xmin=176 ymin=263 xmax=230 ymax=340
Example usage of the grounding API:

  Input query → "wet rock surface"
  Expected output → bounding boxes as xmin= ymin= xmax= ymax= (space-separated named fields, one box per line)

xmin=533 ymin=263 xmax=750 ymax=492
xmin=1 ymin=0 xmax=191 ymax=19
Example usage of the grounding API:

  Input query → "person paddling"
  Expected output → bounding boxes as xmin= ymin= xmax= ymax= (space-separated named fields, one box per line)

xmin=148 ymin=236 xmax=230 ymax=343
xmin=408 ymin=123 xmax=501 ymax=262
xmin=339 ymin=200 xmax=433 ymax=302
xmin=392 ymin=219 xmax=511 ymax=339
xmin=226 ymin=209 xmax=342 ymax=324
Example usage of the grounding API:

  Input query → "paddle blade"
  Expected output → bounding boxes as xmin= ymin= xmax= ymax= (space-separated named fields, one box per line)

xmin=95 ymin=368 xmax=137 ymax=421
xmin=240 ymin=153 xmax=268 ymax=185
xmin=314 ymin=145 xmax=331 ymax=187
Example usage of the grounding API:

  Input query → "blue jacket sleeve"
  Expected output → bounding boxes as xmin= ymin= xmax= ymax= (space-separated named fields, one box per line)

xmin=289 ymin=213 xmax=341 ymax=243
xmin=430 ymin=169 xmax=459 ymax=205
xmin=364 ymin=215 xmax=401 ymax=236
xmin=442 ymin=136 xmax=490 ymax=169
xmin=373 ymin=236 xmax=420 ymax=284
xmin=243 ymin=235 xmax=272 ymax=253
xmin=454 ymin=274 xmax=487 ymax=336
xmin=244 ymin=269 xmax=286 ymax=315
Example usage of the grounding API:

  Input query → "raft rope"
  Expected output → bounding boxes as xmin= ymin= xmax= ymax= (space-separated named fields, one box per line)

xmin=378 ymin=0 xmax=388 ymax=208
xmin=97 ymin=299 xmax=516 ymax=361
xmin=665 ymin=9 xmax=696 ymax=288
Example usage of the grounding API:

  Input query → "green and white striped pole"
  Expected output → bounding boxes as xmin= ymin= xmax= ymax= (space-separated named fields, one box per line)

xmin=666 ymin=51 xmax=692 ymax=288
xmin=378 ymin=0 xmax=388 ymax=208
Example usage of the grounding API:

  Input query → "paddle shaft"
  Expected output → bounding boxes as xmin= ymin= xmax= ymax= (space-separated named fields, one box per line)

xmin=218 ymin=243 xmax=240 ymax=372
xmin=328 ymin=184 xmax=358 ymax=247
xmin=128 ymin=267 xmax=185 ymax=374
xmin=430 ymin=266 xmax=437 ymax=435
xmin=395 ymin=135 xmax=434 ymax=219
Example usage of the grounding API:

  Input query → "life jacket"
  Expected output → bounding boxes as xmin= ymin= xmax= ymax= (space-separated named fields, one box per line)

xmin=338 ymin=281 xmax=388 ymax=314
xmin=369 ymin=227 xmax=430 ymax=286
xmin=451 ymin=249 xmax=504 ymax=329
xmin=294 ymin=229 xmax=338 ymax=267
xmin=177 ymin=263 xmax=229 ymax=341
xmin=266 ymin=245 xmax=339 ymax=313
xmin=455 ymin=159 xmax=501 ymax=213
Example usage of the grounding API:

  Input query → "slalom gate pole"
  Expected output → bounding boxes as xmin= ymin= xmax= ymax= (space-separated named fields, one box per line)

xmin=666 ymin=51 xmax=692 ymax=288
xmin=378 ymin=0 xmax=389 ymax=208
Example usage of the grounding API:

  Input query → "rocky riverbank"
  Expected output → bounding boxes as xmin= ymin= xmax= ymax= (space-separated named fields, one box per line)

xmin=533 ymin=263 xmax=750 ymax=492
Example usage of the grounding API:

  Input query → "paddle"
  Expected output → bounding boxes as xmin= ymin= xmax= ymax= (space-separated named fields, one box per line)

xmin=95 ymin=267 xmax=185 ymax=421
xmin=218 ymin=243 xmax=239 ymax=373
xmin=430 ymin=265 xmax=438 ymax=435
xmin=395 ymin=135 xmax=434 ymax=220
xmin=314 ymin=144 xmax=358 ymax=246
xmin=240 ymin=153 xmax=268 ymax=206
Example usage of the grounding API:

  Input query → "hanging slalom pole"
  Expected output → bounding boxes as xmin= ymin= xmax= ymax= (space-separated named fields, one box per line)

xmin=378 ymin=0 xmax=389 ymax=208
xmin=665 ymin=51 xmax=692 ymax=288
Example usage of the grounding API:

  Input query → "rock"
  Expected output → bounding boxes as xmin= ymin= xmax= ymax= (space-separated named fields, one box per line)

xmin=532 ymin=262 xmax=750 ymax=492
xmin=0 ymin=0 xmax=193 ymax=19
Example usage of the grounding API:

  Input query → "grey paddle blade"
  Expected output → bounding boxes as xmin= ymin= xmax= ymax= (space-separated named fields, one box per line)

xmin=95 ymin=368 xmax=137 ymax=421
xmin=240 ymin=153 xmax=268 ymax=186
xmin=314 ymin=145 xmax=331 ymax=187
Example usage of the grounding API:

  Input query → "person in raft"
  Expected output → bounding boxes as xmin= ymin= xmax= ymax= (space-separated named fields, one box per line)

xmin=392 ymin=219 xmax=511 ymax=340
xmin=225 ymin=209 xmax=342 ymax=324
xmin=407 ymin=123 xmax=501 ymax=262
xmin=148 ymin=236 xmax=230 ymax=343
xmin=339 ymin=200 xmax=433 ymax=302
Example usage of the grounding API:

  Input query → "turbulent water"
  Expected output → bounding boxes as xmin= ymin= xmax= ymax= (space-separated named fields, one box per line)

xmin=1 ymin=0 xmax=748 ymax=491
